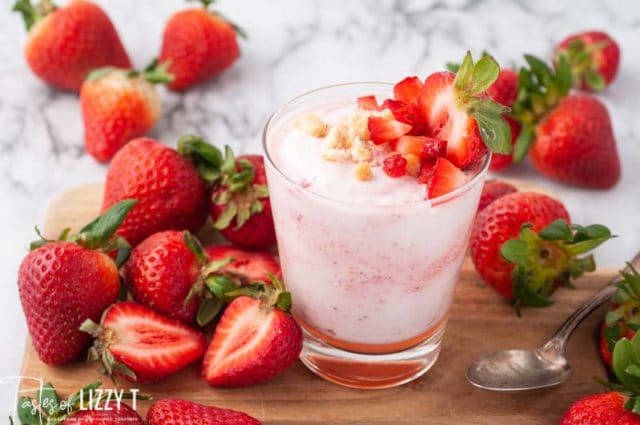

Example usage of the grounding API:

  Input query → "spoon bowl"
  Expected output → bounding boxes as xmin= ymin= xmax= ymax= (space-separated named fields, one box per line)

xmin=466 ymin=348 xmax=572 ymax=392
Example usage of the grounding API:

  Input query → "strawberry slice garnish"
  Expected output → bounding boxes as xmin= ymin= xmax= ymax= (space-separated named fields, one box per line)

xmin=205 ymin=245 xmax=281 ymax=283
xmin=393 ymin=76 xmax=423 ymax=104
xmin=395 ymin=135 xmax=446 ymax=161
xmin=419 ymin=52 xmax=512 ymax=169
xmin=357 ymin=95 xmax=380 ymax=111
xmin=368 ymin=115 xmax=412 ymax=145
xmin=81 ymin=302 xmax=207 ymax=383
xmin=202 ymin=276 xmax=302 ymax=387
xmin=426 ymin=157 xmax=469 ymax=199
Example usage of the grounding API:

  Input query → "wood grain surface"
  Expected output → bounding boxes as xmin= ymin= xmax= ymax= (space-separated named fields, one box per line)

xmin=19 ymin=183 xmax=614 ymax=424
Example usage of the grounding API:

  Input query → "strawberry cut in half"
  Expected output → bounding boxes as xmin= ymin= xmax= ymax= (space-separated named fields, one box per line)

xmin=202 ymin=276 xmax=302 ymax=387
xmin=357 ymin=95 xmax=379 ymax=111
xmin=419 ymin=52 xmax=512 ymax=169
xmin=205 ymin=245 xmax=281 ymax=283
xmin=393 ymin=76 xmax=423 ymax=104
xmin=81 ymin=302 xmax=207 ymax=383
xmin=427 ymin=157 xmax=469 ymax=199
xmin=367 ymin=115 xmax=412 ymax=145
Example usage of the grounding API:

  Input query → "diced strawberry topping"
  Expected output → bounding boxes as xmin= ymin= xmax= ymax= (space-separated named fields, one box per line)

xmin=357 ymin=95 xmax=379 ymax=111
xmin=418 ymin=160 xmax=436 ymax=184
xmin=381 ymin=98 xmax=404 ymax=111
xmin=427 ymin=157 xmax=470 ymax=199
xmin=395 ymin=136 xmax=446 ymax=161
xmin=383 ymin=153 xmax=407 ymax=178
xmin=419 ymin=71 xmax=487 ymax=169
xmin=368 ymin=116 xmax=412 ymax=145
xmin=393 ymin=76 xmax=423 ymax=104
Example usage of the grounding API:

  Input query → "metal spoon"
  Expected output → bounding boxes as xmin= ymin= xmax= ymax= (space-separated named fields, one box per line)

xmin=466 ymin=252 xmax=640 ymax=392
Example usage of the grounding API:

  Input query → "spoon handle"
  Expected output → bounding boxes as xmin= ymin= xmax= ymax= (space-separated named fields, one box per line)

xmin=542 ymin=252 xmax=640 ymax=355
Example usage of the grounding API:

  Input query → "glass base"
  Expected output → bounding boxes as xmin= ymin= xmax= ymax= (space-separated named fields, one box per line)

xmin=299 ymin=324 xmax=445 ymax=389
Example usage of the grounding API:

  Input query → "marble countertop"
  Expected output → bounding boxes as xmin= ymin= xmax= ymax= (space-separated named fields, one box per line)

xmin=0 ymin=0 xmax=639 ymax=401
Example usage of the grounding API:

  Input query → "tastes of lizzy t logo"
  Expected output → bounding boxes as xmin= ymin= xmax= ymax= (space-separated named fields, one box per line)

xmin=7 ymin=378 xmax=145 ymax=424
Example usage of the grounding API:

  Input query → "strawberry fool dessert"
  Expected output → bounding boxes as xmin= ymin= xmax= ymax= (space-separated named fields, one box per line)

xmin=263 ymin=53 xmax=511 ymax=388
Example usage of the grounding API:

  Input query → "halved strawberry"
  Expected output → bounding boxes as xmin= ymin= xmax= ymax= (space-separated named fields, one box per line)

xmin=368 ymin=115 xmax=411 ymax=145
xmin=394 ymin=76 xmax=423 ymax=104
xmin=81 ymin=302 xmax=207 ymax=383
xmin=395 ymin=136 xmax=446 ymax=160
xmin=427 ymin=157 xmax=469 ymax=199
xmin=357 ymin=95 xmax=379 ymax=111
xmin=419 ymin=53 xmax=512 ymax=169
xmin=205 ymin=245 xmax=281 ymax=283
xmin=201 ymin=277 xmax=302 ymax=387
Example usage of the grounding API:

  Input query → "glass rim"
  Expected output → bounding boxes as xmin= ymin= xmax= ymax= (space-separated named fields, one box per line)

xmin=262 ymin=82 xmax=491 ymax=207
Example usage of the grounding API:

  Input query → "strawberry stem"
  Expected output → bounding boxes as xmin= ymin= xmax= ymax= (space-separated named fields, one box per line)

xmin=141 ymin=58 xmax=174 ymax=85
xmin=13 ymin=0 xmax=56 ymax=31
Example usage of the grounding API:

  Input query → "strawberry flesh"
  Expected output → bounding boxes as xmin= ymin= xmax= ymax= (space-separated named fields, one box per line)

xmin=205 ymin=245 xmax=281 ymax=283
xmin=367 ymin=116 xmax=412 ymax=145
xmin=357 ymin=95 xmax=379 ymax=111
xmin=426 ymin=157 xmax=469 ymax=199
xmin=393 ymin=76 xmax=423 ymax=104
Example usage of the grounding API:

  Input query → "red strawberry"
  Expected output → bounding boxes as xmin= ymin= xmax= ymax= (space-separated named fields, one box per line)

xmin=357 ymin=95 xmax=379 ymax=111
xmin=81 ymin=302 xmax=207 ymax=383
xmin=102 ymin=137 xmax=210 ymax=247
xmin=16 ymin=382 xmax=143 ymax=425
xmin=382 ymin=153 xmax=407 ymax=178
xmin=395 ymin=135 xmax=446 ymax=161
xmin=367 ymin=115 xmax=411 ymax=145
xmin=202 ymin=278 xmax=302 ymax=387
xmin=80 ymin=62 xmax=173 ymax=162
xmin=561 ymin=392 xmax=640 ymax=425
xmin=426 ymin=157 xmax=469 ymax=199
xmin=126 ymin=230 xmax=280 ymax=325
xmin=381 ymin=101 xmax=426 ymax=135
xmin=486 ymin=68 xmax=519 ymax=107
xmin=159 ymin=1 xmax=241 ymax=92
xmin=393 ymin=76 xmax=423 ymax=104
xmin=13 ymin=0 xmax=131 ymax=92
xmin=419 ymin=53 xmax=512 ymax=169
xmin=471 ymin=192 xmax=612 ymax=310
xmin=529 ymin=95 xmax=620 ymax=189
xmin=600 ymin=263 xmax=640 ymax=368
xmin=209 ymin=149 xmax=276 ymax=249
xmin=477 ymin=179 xmax=517 ymax=211
xmin=147 ymin=399 xmax=261 ymax=425
xmin=17 ymin=200 xmax=135 ymax=365
xmin=489 ymin=115 xmax=520 ymax=172
xmin=205 ymin=245 xmax=280 ymax=282
xmin=554 ymin=30 xmax=620 ymax=91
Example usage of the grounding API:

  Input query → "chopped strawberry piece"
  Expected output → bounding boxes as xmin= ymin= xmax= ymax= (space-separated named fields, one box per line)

xmin=394 ymin=76 xmax=423 ymax=104
xmin=357 ymin=95 xmax=379 ymax=111
xmin=368 ymin=116 xmax=411 ymax=145
xmin=395 ymin=136 xmax=446 ymax=160
xmin=391 ymin=103 xmax=425 ymax=134
xmin=383 ymin=153 xmax=407 ymax=178
xmin=205 ymin=245 xmax=281 ymax=283
xmin=427 ymin=157 xmax=470 ymax=199
xmin=418 ymin=160 xmax=436 ymax=184
xmin=381 ymin=98 xmax=404 ymax=111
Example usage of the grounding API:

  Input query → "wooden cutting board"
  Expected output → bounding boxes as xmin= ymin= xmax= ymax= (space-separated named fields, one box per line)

xmin=19 ymin=183 xmax=613 ymax=424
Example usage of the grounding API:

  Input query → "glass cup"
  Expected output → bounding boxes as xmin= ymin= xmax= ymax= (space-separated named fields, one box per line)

xmin=263 ymin=83 xmax=490 ymax=389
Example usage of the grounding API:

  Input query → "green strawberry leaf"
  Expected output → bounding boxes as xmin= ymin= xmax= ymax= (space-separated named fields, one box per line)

xmin=205 ymin=275 xmax=238 ymax=299
xmin=454 ymin=51 xmax=474 ymax=92
xmin=78 ymin=199 xmax=137 ymax=250
xmin=470 ymin=54 xmax=500 ymax=95
xmin=213 ymin=203 xmax=237 ymax=230
xmin=142 ymin=58 xmax=174 ymax=85
xmin=539 ymin=219 xmax=573 ymax=241
xmin=177 ymin=135 xmax=224 ymax=186
xmin=512 ymin=124 xmax=534 ymax=163
xmin=183 ymin=231 xmax=209 ymax=265
xmin=37 ymin=382 xmax=59 ymax=415
xmin=446 ymin=62 xmax=460 ymax=73
xmin=197 ymin=297 xmax=224 ymax=327
xmin=512 ymin=268 xmax=554 ymax=308
xmin=472 ymin=110 xmax=512 ymax=154
xmin=17 ymin=397 xmax=41 ymax=425
xmin=500 ymin=239 xmax=530 ymax=268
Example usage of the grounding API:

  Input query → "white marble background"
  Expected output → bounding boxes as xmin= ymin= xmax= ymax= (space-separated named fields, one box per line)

xmin=0 ymin=0 xmax=639 ymax=402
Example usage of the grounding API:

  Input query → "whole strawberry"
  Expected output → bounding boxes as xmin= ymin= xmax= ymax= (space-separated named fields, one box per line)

xmin=554 ymin=30 xmax=620 ymax=91
xmin=202 ymin=277 xmax=302 ymax=387
xmin=159 ymin=0 xmax=241 ymax=91
xmin=81 ymin=302 xmax=207 ymax=383
xmin=529 ymin=95 xmax=620 ymax=189
xmin=81 ymin=61 xmax=173 ymax=162
xmin=600 ymin=262 xmax=640 ymax=368
xmin=477 ymin=179 xmax=517 ymax=212
xmin=16 ymin=382 xmax=144 ymax=425
xmin=18 ymin=200 xmax=135 ymax=365
xmin=562 ymin=333 xmax=640 ymax=424
xmin=511 ymin=55 xmax=621 ymax=189
xmin=102 ymin=137 xmax=212 ymax=247
xmin=208 ymin=147 xmax=276 ymax=249
xmin=471 ymin=192 xmax=612 ymax=310
xmin=147 ymin=399 xmax=261 ymax=425
xmin=487 ymin=68 xmax=519 ymax=107
xmin=125 ymin=230 xmax=280 ymax=325
xmin=13 ymin=0 xmax=131 ymax=92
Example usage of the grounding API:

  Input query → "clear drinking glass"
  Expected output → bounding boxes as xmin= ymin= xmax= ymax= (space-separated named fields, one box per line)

xmin=263 ymin=83 xmax=490 ymax=389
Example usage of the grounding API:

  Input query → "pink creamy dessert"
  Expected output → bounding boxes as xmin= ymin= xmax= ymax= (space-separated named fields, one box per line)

xmin=264 ymin=86 xmax=489 ymax=352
